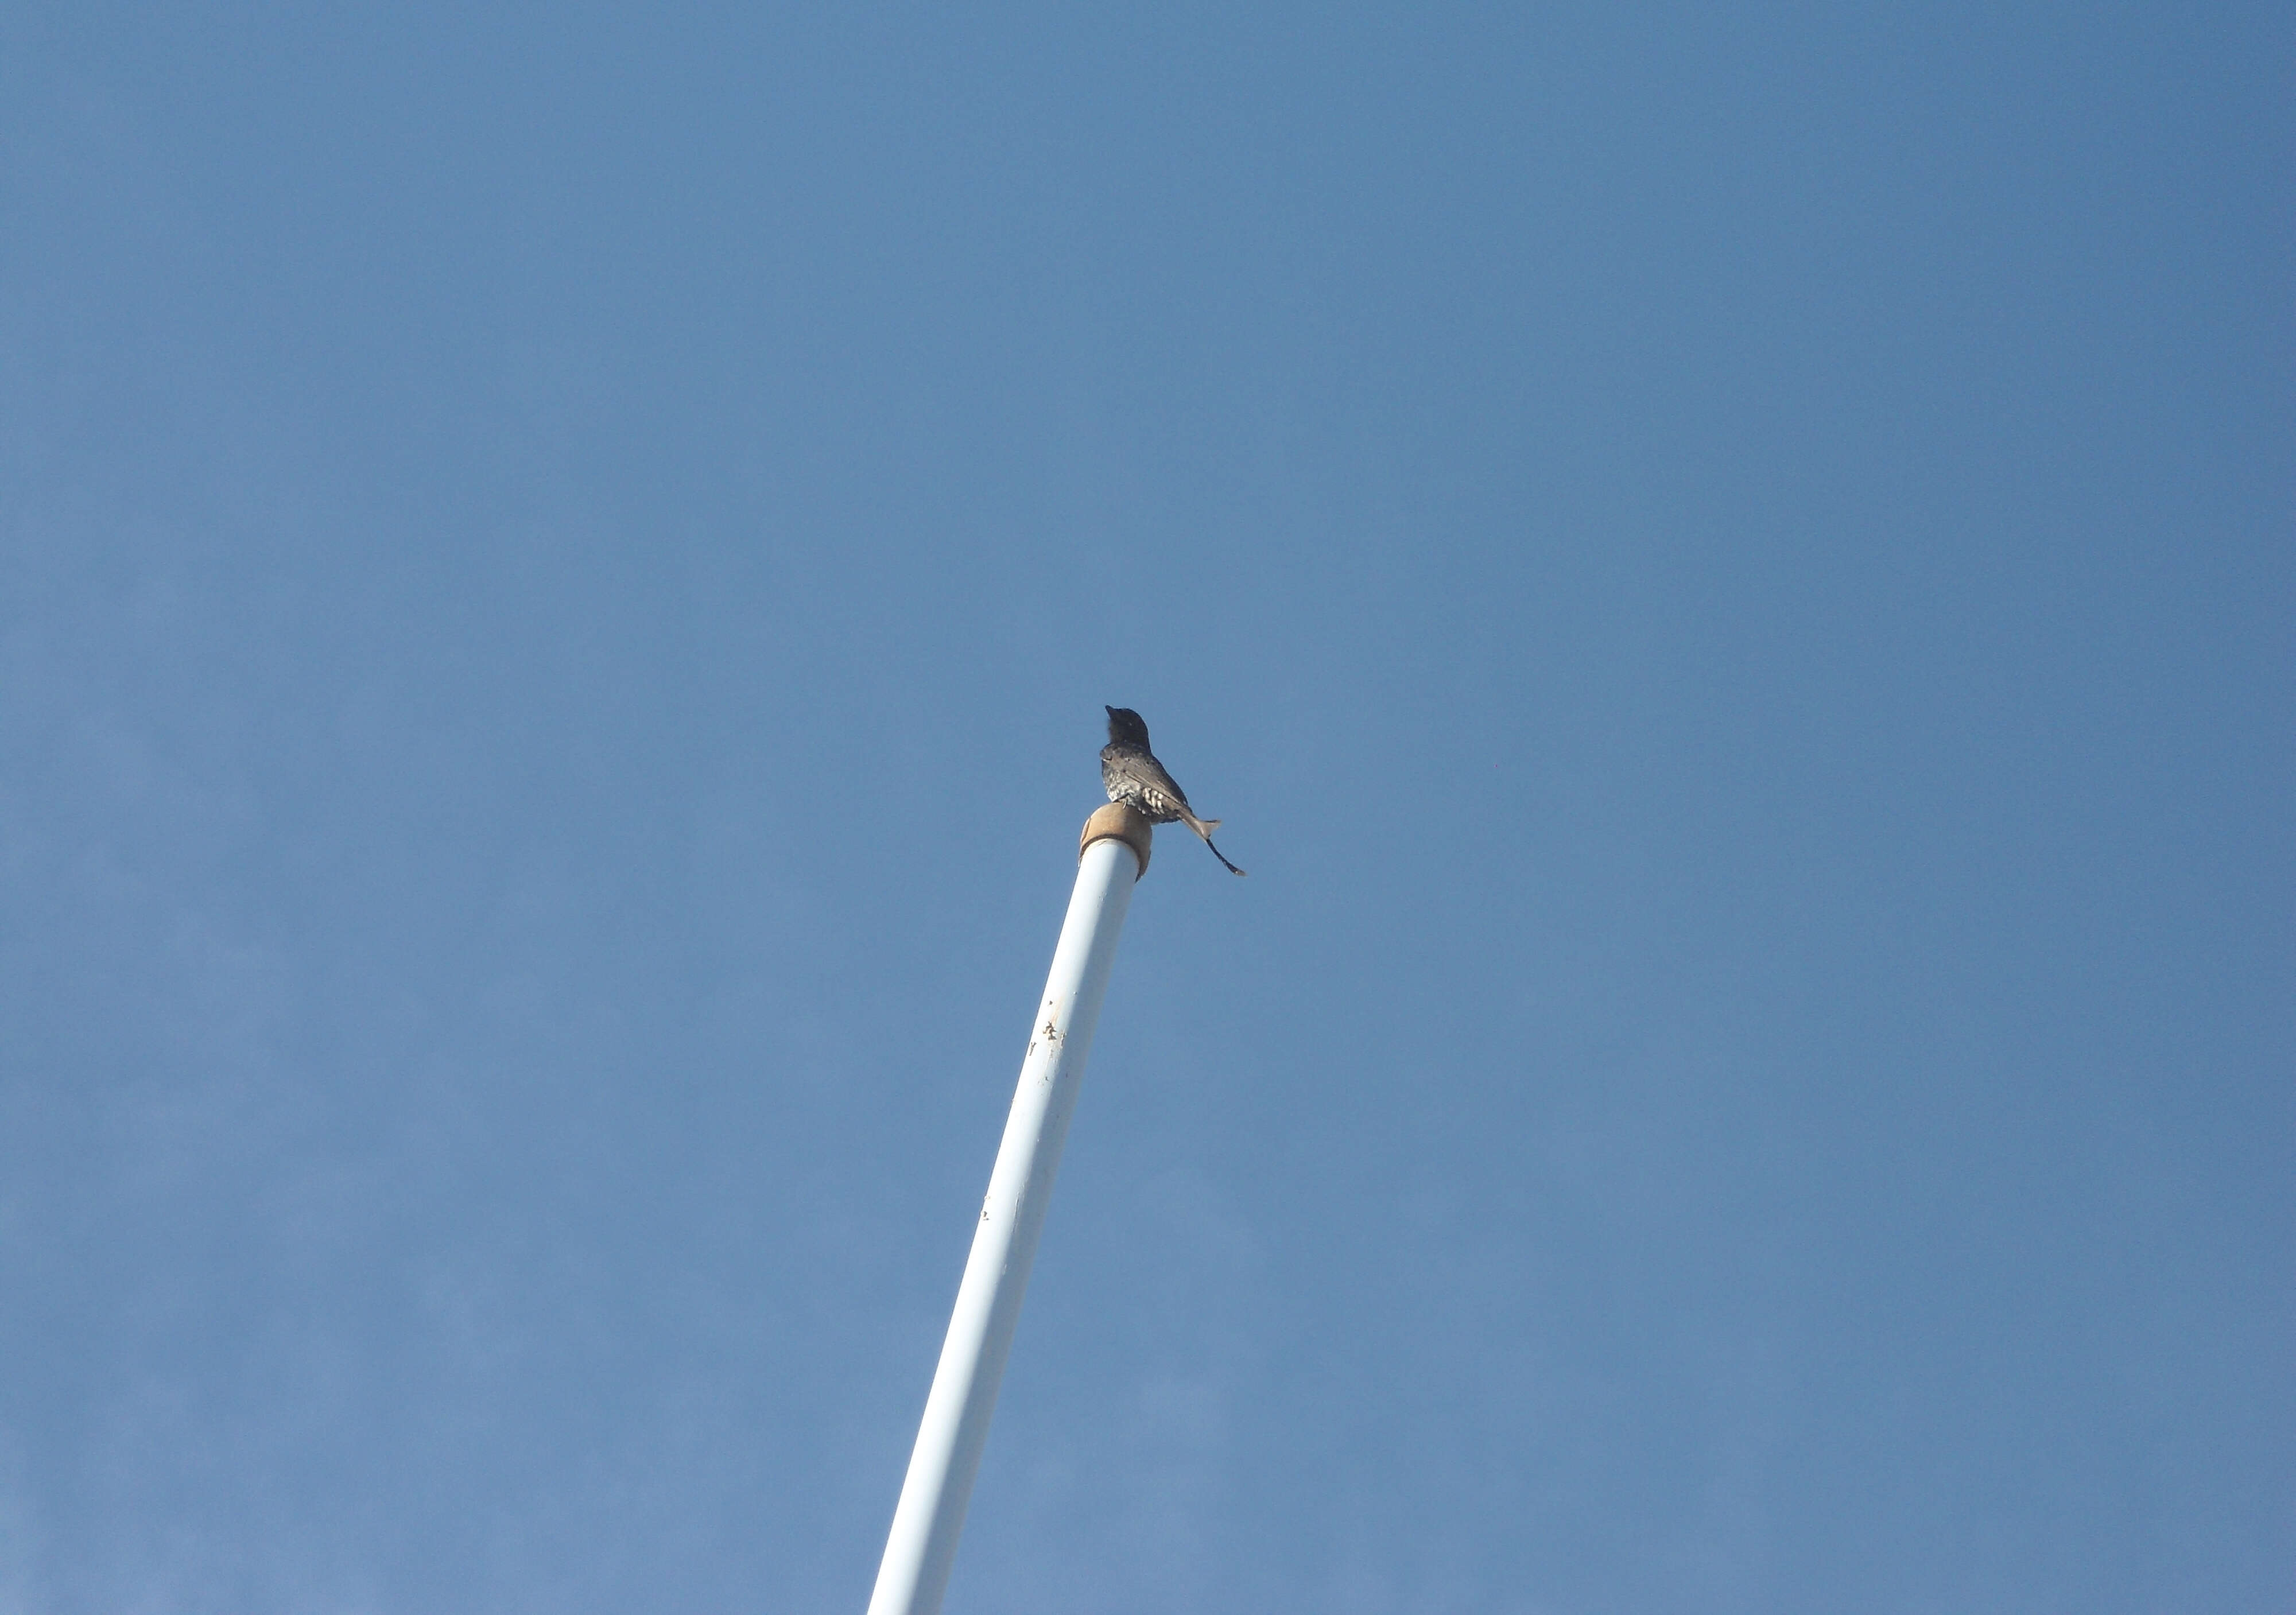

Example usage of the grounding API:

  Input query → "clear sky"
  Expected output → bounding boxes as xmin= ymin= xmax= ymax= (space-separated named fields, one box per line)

xmin=3 ymin=5 xmax=2289 ymax=1611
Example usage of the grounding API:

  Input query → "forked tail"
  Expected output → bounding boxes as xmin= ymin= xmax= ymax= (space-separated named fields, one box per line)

xmin=1176 ymin=809 xmax=1246 ymax=876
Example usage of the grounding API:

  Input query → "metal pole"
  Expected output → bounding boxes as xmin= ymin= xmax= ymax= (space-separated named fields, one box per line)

xmin=866 ymin=808 xmax=1153 ymax=1615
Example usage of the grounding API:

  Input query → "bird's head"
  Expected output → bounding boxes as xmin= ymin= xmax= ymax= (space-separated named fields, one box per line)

xmin=1104 ymin=706 xmax=1151 ymax=748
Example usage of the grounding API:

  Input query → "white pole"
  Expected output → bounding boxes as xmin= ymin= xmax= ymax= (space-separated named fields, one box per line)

xmin=866 ymin=809 xmax=1153 ymax=1615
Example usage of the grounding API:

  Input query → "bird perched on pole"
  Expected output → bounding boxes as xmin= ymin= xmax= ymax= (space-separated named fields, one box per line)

xmin=1100 ymin=706 xmax=1246 ymax=876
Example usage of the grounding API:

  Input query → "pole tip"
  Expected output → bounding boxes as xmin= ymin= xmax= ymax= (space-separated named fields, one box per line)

xmin=1080 ymin=802 xmax=1153 ymax=879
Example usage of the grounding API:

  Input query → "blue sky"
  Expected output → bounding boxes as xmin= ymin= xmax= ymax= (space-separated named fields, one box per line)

xmin=3 ymin=4 xmax=2289 ymax=1610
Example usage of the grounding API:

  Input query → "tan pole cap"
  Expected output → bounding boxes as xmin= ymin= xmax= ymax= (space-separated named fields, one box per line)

xmin=1079 ymin=802 xmax=1154 ymax=879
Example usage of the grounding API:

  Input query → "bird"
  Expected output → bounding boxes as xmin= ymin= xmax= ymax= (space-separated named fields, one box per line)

xmin=1101 ymin=706 xmax=1246 ymax=876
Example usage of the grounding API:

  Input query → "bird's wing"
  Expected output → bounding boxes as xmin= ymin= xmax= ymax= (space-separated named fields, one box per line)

xmin=1139 ymin=758 xmax=1190 ymax=808
xmin=1106 ymin=750 xmax=1188 ymax=807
